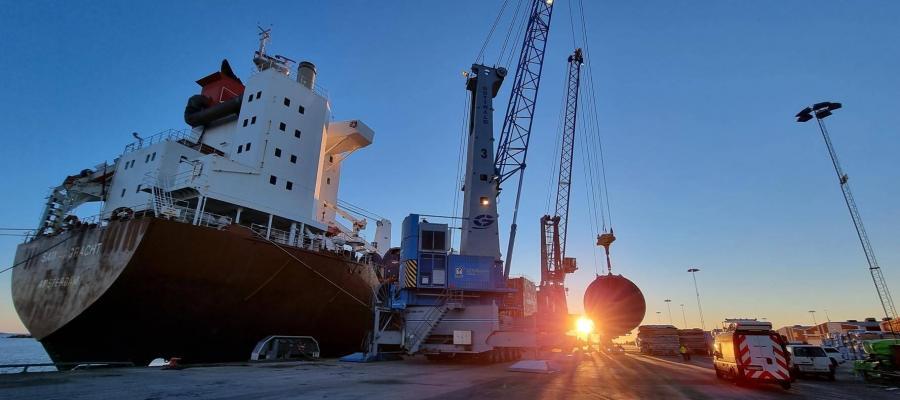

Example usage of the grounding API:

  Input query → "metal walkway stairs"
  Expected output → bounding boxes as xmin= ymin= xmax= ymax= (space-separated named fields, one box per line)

xmin=38 ymin=186 xmax=70 ymax=233
xmin=143 ymin=173 xmax=178 ymax=218
xmin=406 ymin=289 xmax=465 ymax=354
xmin=350 ymin=288 xmax=466 ymax=362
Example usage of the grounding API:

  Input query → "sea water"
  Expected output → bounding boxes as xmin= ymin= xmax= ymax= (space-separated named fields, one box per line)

xmin=0 ymin=335 xmax=55 ymax=373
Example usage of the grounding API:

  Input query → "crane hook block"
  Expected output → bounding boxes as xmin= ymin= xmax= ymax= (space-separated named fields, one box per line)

xmin=597 ymin=232 xmax=616 ymax=250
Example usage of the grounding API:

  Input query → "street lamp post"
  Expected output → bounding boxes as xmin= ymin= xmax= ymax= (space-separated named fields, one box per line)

xmin=809 ymin=310 xmax=824 ymax=339
xmin=688 ymin=268 xmax=706 ymax=330
xmin=680 ymin=303 xmax=688 ymax=328
xmin=665 ymin=299 xmax=673 ymax=325
xmin=656 ymin=311 xmax=662 ymax=323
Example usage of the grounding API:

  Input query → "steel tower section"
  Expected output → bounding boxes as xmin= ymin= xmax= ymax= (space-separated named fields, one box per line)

xmin=814 ymin=114 xmax=898 ymax=320
xmin=459 ymin=64 xmax=507 ymax=258
xmin=496 ymin=0 xmax=554 ymax=278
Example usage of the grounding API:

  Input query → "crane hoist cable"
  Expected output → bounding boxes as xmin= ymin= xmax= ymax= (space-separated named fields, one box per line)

xmin=476 ymin=0 xmax=512 ymax=64
xmin=565 ymin=0 xmax=615 ymax=275
xmin=577 ymin=0 xmax=613 ymax=230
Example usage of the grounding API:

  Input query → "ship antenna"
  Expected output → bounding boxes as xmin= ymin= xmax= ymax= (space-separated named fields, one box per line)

xmin=254 ymin=25 xmax=273 ymax=72
xmin=256 ymin=25 xmax=271 ymax=59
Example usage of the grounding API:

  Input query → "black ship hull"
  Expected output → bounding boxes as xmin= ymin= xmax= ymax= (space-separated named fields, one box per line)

xmin=12 ymin=217 xmax=378 ymax=366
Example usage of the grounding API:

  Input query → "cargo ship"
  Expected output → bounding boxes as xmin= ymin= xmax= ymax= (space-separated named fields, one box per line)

xmin=11 ymin=30 xmax=391 ymax=366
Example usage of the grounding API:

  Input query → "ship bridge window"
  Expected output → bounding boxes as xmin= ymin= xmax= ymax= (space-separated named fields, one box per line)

xmin=237 ymin=144 xmax=243 ymax=154
xmin=274 ymin=148 xmax=282 ymax=157
xmin=243 ymin=119 xmax=249 ymax=127
xmin=283 ymin=98 xmax=291 ymax=106
xmin=269 ymin=175 xmax=277 ymax=185
xmin=298 ymin=105 xmax=305 ymax=114
xmin=120 ymin=188 xmax=127 ymax=198
xmin=286 ymin=181 xmax=293 ymax=190
xmin=151 ymin=152 xmax=156 ymax=161
xmin=294 ymin=129 xmax=301 ymax=138
xmin=246 ymin=142 xmax=252 ymax=151
xmin=251 ymin=116 xmax=257 ymax=125
xmin=256 ymin=91 xmax=261 ymax=100
xmin=290 ymin=154 xmax=297 ymax=164
xmin=124 ymin=161 xmax=129 ymax=170
xmin=279 ymin=122 xmax=286 ymax=131
xmin=248 ymin=94 xmax=254 ymax=102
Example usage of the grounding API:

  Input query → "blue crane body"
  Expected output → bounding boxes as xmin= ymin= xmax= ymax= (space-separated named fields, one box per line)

xmin=360 ymin=0 xmax=555 ymax=361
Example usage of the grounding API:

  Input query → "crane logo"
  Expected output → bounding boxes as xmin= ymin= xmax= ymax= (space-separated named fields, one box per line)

xmin=472 ymin=214 xmax=495 ymax=229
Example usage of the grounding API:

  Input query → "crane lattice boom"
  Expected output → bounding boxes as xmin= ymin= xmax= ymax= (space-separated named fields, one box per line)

xmin=553 ymin=48 xmax=583 ymax=259
xmin=537 ymin=49 xmax=583 ymax=318
xmin=496 ymin=0 xmax=554 ymax=278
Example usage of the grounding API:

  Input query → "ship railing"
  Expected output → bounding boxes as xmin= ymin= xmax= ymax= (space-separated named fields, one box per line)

xmin=124 ymin=128 xmax=198 ymax=153
xmin=249 ymin=223 xmax=301 ymax=248
xmin=30 ymin=199 xmax=152 ymax=241
xmin=148 ymin=169 xmax=198 ymax=192
xmin=166 ymin=205 xmax=233 ymax=229
xmin=247 ymin=223 xmax=343 ymax=255
xmin=313 ymin=83 xmax=329 ymax=99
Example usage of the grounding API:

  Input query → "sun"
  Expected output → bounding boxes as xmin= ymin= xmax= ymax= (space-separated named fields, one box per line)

xmin=576 ymin=316 xmax=594 ymax=336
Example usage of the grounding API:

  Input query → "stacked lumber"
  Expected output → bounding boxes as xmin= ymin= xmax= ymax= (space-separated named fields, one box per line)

xmin=636 ymin=325 xmax=679 ymax=355
xmin=677 ymin=328 xmax=709 ymax=354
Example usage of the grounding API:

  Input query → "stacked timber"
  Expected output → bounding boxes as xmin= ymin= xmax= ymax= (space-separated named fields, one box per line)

xmin=677 ymin=328 xmax=709 ymax=354
xmin=636 ymin=325 xmax=679 ymax=355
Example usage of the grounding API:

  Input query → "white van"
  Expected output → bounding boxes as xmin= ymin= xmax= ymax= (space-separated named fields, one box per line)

xmin=786 ymin=345 xmax=835 ymax=380
xmin=713 ymin=320 xmax=791 ymax=389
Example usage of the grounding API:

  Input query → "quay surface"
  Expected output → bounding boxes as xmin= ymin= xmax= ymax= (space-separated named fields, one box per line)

xmin=1 ymin=351 xmax=897 ymax=399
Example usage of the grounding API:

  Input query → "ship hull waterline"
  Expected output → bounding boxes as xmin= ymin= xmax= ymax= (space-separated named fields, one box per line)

xmin=12 ymin=217 xmax=377 ymax=366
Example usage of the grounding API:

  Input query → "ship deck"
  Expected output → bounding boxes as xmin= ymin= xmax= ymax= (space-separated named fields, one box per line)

xmin=0 ymin=351 xmax=894 ymax=399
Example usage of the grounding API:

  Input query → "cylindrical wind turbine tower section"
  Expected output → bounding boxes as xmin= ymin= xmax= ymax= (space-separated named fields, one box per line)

xmin=583 ymin=273 xmax=646 ymax=338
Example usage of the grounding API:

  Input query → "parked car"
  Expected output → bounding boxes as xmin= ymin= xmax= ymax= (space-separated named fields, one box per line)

xmin=823 ymin=346 xmax=845 ymax=365
xmin=787 ymin=345 xmax=835 ymax=381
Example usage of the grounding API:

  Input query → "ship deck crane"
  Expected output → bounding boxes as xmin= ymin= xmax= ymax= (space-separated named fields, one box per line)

xmin=538 ymin=48 xmax=583 ymax=320
xmin=796 ymin=102 xmax=898 ymax=327
xmin=322 ymin=201 xmax=391 ymax=256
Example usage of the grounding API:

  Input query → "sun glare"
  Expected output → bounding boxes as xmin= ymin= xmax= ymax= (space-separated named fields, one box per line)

xmin=576 ymin=316 xmax=594 ymax=336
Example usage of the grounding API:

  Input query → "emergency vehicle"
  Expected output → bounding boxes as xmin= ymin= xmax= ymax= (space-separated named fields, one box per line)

xmin=713 ymin=319 xmax=791 ymax=389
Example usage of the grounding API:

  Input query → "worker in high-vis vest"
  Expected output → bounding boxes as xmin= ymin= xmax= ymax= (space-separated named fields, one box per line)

xmin=679 ymin=344 xmax=691 ymax=361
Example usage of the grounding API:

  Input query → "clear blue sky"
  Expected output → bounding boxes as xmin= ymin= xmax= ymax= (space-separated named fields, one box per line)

xmin=1 ymin=1 xmax=899 ymax=333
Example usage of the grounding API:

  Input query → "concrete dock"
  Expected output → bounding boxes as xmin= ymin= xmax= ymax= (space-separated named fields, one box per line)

xmin=1 ymin=351 xmax=897 ymax=399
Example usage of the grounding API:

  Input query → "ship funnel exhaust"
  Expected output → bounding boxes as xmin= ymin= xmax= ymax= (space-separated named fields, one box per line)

xmin=298 ymin=61 xmax=317 ymax=89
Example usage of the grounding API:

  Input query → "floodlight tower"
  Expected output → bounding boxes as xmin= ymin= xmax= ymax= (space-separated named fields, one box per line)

xmin=796 ymin=102 xmax=897 ymax=327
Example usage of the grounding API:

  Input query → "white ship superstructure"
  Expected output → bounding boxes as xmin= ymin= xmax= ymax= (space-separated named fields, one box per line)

xmin=39 ymin=31 xmax=388 ymax=254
